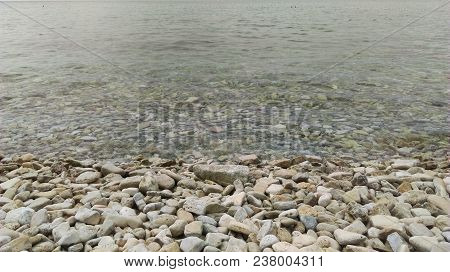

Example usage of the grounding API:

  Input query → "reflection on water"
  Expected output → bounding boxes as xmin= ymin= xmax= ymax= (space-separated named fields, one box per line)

xmin=0 ymin=0 xmax=448 ymax=160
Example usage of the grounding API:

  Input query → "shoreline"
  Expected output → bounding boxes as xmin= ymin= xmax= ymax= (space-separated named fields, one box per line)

xmin=0 ymin=152 xmax=449 ymax=252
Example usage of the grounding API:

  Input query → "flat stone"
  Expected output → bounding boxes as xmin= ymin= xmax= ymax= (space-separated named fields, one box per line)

xmin=52 ymin=222 xmax=70 ymax=242
xmin=239 ymin=154 xmax=259 ymax=165
xmin=391 ymin=159 xmax=418 ymax=170
xmin=160 ymin=242 xmax=181 ymax=252
xmin=225 ymin=236 xmax=248 ymax=252
xmin=266 ymin=184 xmax=284 ymax=195
xmin=316 ymin=236 xmax=340 ymax=250
xmin=406 ymin=223 xmax=434 ymax=237
xmin=169 ymin=219 xmax=188 ymax=237
xmin=270 ymin=159 xmax=291 ymax=168
xmin=279 ymin=209 xmax=298 ymax=219
xmin=197 ymin=215 xmax=217 ymax=226
xmin=387 ymin=232 xmax=408 ymax=252
xmin=180 ymin=237 xmax=205 ymax=252
xmin=204 ymin=246 xmax=221 ymax=252
xmin=299 ymin=215 xmax=318 ymax=230
xmin=149 ymin=214 xmax=177 ymax=229
xmin=27 ymin=197 xmax=51 ymax=211
xmin=205 ymin=203 xmax=227 ymax=214
xmin=78 ymin=225 xmax=97 ymax=242
xmin=292 ymin=173 xmax=309 ymax=183
xmin=205 ymin=233 xmax=229 ymax=248
xmin=292 ymin=233 xmax=316 ymax=248
xmin=427 ymin=195 xmax=450 ymax=215
xmin=333 ymin=229 xmax=367 ymax=246
xmin=75 ymin=208 xmax=101 ymax=225
xmin=155 ymin=174 xmax=175 ymax=190
xmin=317 ymin=223 xmax=339 ymax=233
xmin=431 ymin=242 xmax=450 ymax=252
xmin=105 ymin=215 xmax=143 ymax=228
xmin=58 ymin=229 xmax=81 ymax=246
xmin=257 ymin=220 xmax=273 ymax=241
xmin=101 ymin=163 xmax=125 ymax=176
xmin=193 ymin=164 xmax=249 ymax=186
xmin=411 ymin=208 xmax=431 ymax=217
xmin=119 ymin=176 xmax=142 ymax=189
xmin=272 ymin=242 xmax=299 ymax=252
xmin=409 ymin=236 xmax=439 ymax=252
xmin=183 ymin=197 xmax=208 ymax=215
xmin=203 ymin=184 xmax=223 ymax=194
xmin=224 ymin=192 xmax=246 ymax=206
xmin=30 ymin=209 xmax=48 ymax=227
xmin=318 ymin=193 xmax=332 ymax=207
xmin=273 ymin=201 xmax=296 ymax=210
xmin=0 ymin=236 xmax=12 ymax=247
xmin=442 ymin=232 xmax=450 ymax=242
xmin=260 ymin=235 xmax=279 ymax=249
xmin=5 ymin=207 xmax=35 ymax=225
xmin=75 ymin=171 xmax=101 ymax=184
xmin=98 ymin=220 xmax=115 ymax=236
xmin=184 ymin=221 xmax=203 ymax=237
xmin=31 ymin=241 xmax=56 ymax=252
xmin=80 ymin=191 xmax=102 ymax=204
xmin=139 ymin=173 xmax=158 ymax=193
xmin=273 ymin=169 xmax=297 ymax=179
xmin=369 ymin=215 xmax=402 ymax=230
xmin=234 ymin=207 xmax=248 ymax=222
xmin=0 ymin=177 xmax=21 ymax=191
xmin=254 ymin=177 xmax=278 ymax=194
xmin=0 ymin=236 xmax=32 ymax=252
xmin=228 ymin=221 xmax=254 ymax=235
xmin=344 ymin=220 xmax=367 ymax=234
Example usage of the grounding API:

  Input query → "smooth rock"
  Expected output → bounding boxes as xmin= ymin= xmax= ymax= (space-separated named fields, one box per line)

xmin=225 ymin=237 xmax=248 ymax=252
xmin=333 ymin=229 xmax=367 ymax=246
xmin=180 ymin=237 xmax=205 ymax=252
xmin=193 ymin=164 xmax=249 ymax=186
xmin=75 ymin=171 xmax=101 ymax=184
xmin=75 ymin=208 xmax=101 ymax=225
xmin=260 ymin=235 xmax=279 ymax=249
xmin=5 ymin=207 xmax=35 ymax=225
xmin=409 ymin=236 xmax=439 ymax=252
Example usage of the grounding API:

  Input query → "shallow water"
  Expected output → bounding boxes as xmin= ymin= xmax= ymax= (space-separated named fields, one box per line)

xmin=0 ymin=0 xmax=448 ymax=160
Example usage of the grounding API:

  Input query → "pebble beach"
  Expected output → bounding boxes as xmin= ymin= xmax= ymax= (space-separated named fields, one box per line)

xmin=0 ymin=152 xmax=449 ymax=252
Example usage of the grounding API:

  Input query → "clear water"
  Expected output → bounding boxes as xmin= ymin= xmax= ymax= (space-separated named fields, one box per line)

xmin=0 ymin=0 xmax=448 ymax=160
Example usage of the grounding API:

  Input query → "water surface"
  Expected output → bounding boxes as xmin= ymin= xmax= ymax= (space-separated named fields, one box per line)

xmin=0 ymin=0 xmax=448 ymax=160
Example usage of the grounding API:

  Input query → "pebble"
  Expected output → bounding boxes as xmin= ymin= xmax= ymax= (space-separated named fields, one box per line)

xmin=205 ymin=233 xmax=229 ymax=248
xmin=387 ymin=232 xmax=408 ymax=252
xmin=30 ymin=209 xmax=48 ymax=227
xmin=193 ymin=164 xmax=249 ymax=186
xmin=180 ymin=237 xmax=205 ymax=252
xmin=75 ymin=208 xmax=101 ymax=225
xmin=272 ymin=242 xmax=299 ymax=252
xmin=75 ymin=171 xmax=101 ymax=184
xmin=333 ymin=229 xmax=367 ymax=246
xmin=5 ymin=207 xmax=35 ymax=225
xmin=259 ymin=235 xmax=279 ymax=249
xmin=300 ymin=215 xmax=318 ymax=230
xmin=139 ymin=173 xmax=158 ymax=193
xmin=184 ymin=221 xmax=203 ymax=237
xmin=228 ymin=221 xmax=254 ymax=235
xmin=225 ymin=237 xmax=248 ymax=252
xmin=101 ymin=163 xmax=125 ymax=176
xmin=155 ymin=174 xmax=175 ymax=190
xmin=318 ymin=193 xmax=332 ymax=207
xmin=405 ymin=223 xmax=434 ymax=237
xmin=409 ymin=236 xmax=439 ymax=252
